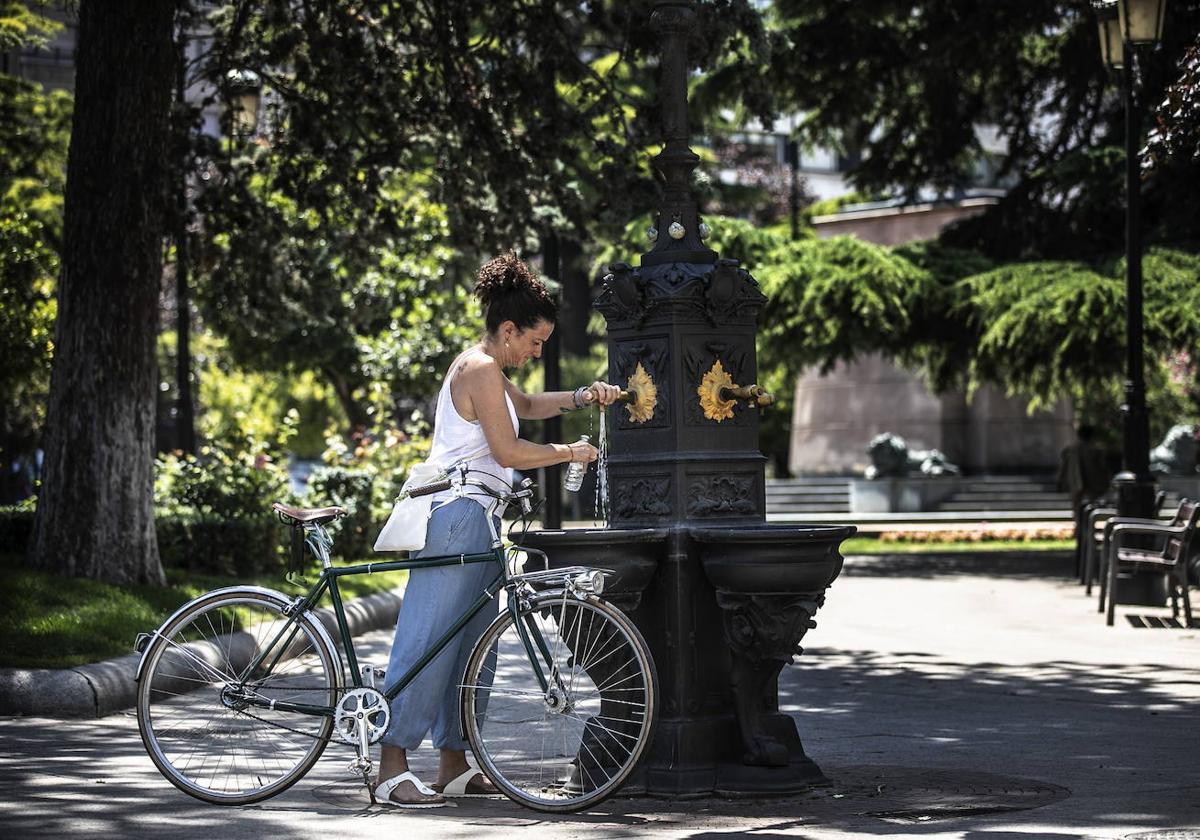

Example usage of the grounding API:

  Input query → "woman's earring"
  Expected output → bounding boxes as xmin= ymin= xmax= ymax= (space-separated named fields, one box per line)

xmin=505 ymin=339 xmax=510 ymax=348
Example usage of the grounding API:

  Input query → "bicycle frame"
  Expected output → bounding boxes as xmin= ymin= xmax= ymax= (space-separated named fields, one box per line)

xmin=235 ymin=516 xmax=557 ymax=721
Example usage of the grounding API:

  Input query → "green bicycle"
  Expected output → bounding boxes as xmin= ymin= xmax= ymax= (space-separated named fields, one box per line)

xmin=134 ymin=470 xmax=658 ymax=813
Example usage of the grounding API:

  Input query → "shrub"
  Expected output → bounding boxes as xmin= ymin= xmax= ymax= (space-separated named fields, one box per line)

xmin=307 ymin=466 xmax=375 ymax=560
xmin=157 ymin=512 xmax=284 ymax=577
xmin=155 ymin=439 xmax=293 ymax=521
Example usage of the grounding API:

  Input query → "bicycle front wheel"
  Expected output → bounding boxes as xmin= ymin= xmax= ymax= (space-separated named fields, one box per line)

xmin=461 ymin=593 xmax=657 ymax=812
xmin=136 ymin=588 xmax=338 ymax=805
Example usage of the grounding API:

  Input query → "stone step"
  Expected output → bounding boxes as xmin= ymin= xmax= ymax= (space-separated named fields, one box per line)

xmin=766 ymin=498 xmax=852 ymax=509
xmin=944 ymin=491 xmax=1070 ymax=502
xmin=939 ymin=500 xmax=1070 ymax=511
xmin=765 ymin=502 xmax=853 ymax=512
xmin=957 ymin=484 xmax=1058 ymax=494
xmin=766 ymin=488 xmax=852 ymax=498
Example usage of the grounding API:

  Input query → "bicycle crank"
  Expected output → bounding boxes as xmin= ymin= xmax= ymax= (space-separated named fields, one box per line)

xmin=334 ymin=687 xmax=390 ymax=746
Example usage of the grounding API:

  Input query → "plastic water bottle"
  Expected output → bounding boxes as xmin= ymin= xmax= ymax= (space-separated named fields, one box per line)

xmin=563 ymin=435 xmax=590 ymax=493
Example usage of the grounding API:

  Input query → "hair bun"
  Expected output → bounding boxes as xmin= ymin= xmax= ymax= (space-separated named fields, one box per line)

xmin=474 ymin=252 xmax=545 ymax=305
xmin=474 ymin=252 xmax=557 ymax=334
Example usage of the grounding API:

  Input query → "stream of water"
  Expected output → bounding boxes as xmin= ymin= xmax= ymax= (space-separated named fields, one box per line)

xmin=593 ymin=407 xmax=609 ymax=527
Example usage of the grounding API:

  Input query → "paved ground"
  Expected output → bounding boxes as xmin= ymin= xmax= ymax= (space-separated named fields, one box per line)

xmin=2 ymin=552 xmax=1197 ymax=840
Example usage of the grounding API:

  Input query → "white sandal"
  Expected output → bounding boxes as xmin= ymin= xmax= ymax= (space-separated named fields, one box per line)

xmin=432 ymin=768 xmax=501 ymax=798
xmin=375 ymin=771 xmax=446 ymax=808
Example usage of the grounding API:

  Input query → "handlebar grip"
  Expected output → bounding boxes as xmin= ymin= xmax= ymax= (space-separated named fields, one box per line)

xmin=408 ymin=478 xmax=453 ymax=498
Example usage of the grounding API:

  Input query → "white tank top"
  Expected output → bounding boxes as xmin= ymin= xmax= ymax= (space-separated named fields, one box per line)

xmin=429 ymin=348 xmax=519 ymax=513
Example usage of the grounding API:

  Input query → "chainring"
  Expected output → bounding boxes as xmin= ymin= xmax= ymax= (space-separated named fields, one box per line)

xmin=333 ymin=687 xmax=390 ymax=745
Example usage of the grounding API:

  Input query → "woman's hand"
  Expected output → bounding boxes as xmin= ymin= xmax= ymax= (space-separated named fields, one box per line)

xmin=566 ymin=439 xmax=599 ymax=463
xmin=583 ymin=381 xmax=622 ymax=407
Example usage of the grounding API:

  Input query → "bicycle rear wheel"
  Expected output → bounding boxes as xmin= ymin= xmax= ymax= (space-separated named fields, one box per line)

xmin=136 ymin=588 xmax=338 ymax=805
xmin=461 ymin=593 xmax=657 ymax=812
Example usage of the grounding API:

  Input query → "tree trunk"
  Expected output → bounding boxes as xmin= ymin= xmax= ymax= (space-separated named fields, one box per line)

xmin=29 ymin=0 xmax=176 ymax=585
xmin=558 ymin=238 xmax=591 ymax=357
xmin=174 ymin=19 xmax=196 ymax=455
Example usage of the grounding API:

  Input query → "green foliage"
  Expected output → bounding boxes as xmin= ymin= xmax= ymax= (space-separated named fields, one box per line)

xmin=770 ymin=0 xmax=1200 ymax=260
xmin=1145 ymin=33 xmax=1200 ymax=173
xmin=156 ymin=513 xmax=283 ymax=577
xmin=962 ymin=261 xmax=1124 ymax=407
xmin=0 ymin=558 xmax=404 ymax=668
xmin=198 ymin=164 xmax=479 ymax=428
xmin=758 ymin=236 xmax=932 ymax=373
xmin=0 ymin=212 xmax=56 ymax=462
xmin=0 ymin=2 xmax=59 ymax=52
xmin=310 ymin=424 xmax=433 ymax=557
xmin=891 ymin=240 xmax=996 ymax=392
xmin=0 ymin=44 xmax=71 ymax=481
xmin=306 ymin=467 xmax=375 ymax=560
xmin=155 ymin=429 xmax=295 ymax=522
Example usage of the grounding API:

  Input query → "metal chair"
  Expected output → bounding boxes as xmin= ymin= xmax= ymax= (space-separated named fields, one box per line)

xmin=1083 ymin=490 xmax=1166 ymax=596
xmin=1102 ymin=498 xmax=1199 ymax=627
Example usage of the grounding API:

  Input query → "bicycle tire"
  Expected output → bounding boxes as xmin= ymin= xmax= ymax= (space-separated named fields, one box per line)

xmin=136 ymin=588 xmax=339 ymax=805
xmin=461 ymin=592 xmax=657 ymax=813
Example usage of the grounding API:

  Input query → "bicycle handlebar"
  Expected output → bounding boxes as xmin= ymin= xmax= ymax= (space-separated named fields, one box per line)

xmin=407 ymin=478 xmax=454 ymax=498
xmin=407 ymin=471 xmax=537 ymax=515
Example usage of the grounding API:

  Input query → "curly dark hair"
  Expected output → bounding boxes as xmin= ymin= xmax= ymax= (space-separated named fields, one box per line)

xmin=473 ymin=252 xmax=557 ymax=334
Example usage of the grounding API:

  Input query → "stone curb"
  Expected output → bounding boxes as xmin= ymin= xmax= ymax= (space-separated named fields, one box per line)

xmin=0 ymin=585 xmax=404 ymax=719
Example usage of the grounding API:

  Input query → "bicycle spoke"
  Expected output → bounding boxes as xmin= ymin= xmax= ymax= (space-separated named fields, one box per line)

xmin=463 ymin=596 xmax=656 ymax=812
xmin=138 ymin=594 xmax=335 ymax=805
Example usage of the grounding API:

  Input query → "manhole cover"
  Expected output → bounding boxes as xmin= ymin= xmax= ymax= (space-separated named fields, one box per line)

xmin=816 ymin=764 xmax=1070 ymax=823
xmin=1124 ymin=832 xmax=1200 ymax=840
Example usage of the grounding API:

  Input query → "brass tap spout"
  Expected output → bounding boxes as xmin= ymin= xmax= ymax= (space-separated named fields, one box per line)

xmin=617 ymin=388 xmax=638 ymax=405
xmin=719 ymin=383 xmax=775 ymax=409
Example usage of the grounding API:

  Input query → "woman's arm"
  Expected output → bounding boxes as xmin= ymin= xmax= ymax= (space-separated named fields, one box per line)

xmin=503 ymin=377 xmax=622 ymax=421
xmin=460 ymin=359 xmax=592 ymax=469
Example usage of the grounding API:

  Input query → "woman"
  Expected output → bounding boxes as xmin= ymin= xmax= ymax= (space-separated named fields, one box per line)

xmin=375 ymin=252 xmax=620 ymax=808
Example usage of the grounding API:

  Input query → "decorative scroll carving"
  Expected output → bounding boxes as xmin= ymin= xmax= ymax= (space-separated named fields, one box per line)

xmin=688 ymin=474 xmax=756 ymax=517
xmin=595 ymin=263 xmax=649 ymax=325
xmin=624 ymin=362 xmax=658 ymax=424
xmin=598 ymin=262 xmax=768 ymax=329
xmin=613 ymin=477 xmax=672 ymax=520
xmin=702 ymin=259 xmax=767 ymax=326
xmin=683 ymin=340 xmax=752 ymax=426
xmin=613 ymin=339 xmax=669 ymax=430
xmin=713 ymin=591 xmax=823 ymax=767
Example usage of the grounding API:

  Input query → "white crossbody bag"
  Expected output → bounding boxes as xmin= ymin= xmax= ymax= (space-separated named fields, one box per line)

xmin=372 ymin=444 xmax=491 ymax=553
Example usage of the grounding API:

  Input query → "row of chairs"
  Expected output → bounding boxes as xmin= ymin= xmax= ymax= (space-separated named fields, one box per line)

xmin=1077 ymin=493 xmax=1198 ymax=627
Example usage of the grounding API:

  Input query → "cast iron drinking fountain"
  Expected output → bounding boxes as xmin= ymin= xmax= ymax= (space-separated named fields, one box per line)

xmin=520 ymin=1 xmax=856 ymax=798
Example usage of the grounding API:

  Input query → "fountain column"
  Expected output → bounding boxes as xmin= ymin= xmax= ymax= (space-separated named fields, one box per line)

xmin=520 ymin=0 xmax=855 ymax=797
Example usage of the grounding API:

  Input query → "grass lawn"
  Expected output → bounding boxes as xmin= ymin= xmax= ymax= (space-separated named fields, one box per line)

xmin=841 ymin=537 xmax=1073 ymax=554
xmin=0 ymin=557 xmax=407 ymax=669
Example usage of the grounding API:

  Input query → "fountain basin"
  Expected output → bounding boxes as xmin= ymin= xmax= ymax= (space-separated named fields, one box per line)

xmin=691 ymin=524 xmax=856 ymax=593
xmin=517 ymin=527 xmax=666 ymax=606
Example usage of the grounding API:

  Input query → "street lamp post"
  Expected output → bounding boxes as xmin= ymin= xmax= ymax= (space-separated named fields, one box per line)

xmin=1096 ymin=0 xmax=1167 ymax=602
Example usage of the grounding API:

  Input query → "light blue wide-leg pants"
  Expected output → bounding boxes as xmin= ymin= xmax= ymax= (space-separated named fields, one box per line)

xmin=380 ymin=498 xmax=501 ymax=750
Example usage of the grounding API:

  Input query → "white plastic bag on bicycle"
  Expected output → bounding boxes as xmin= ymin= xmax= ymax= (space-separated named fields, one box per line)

xmin=372 ymin=444 xmax=490 ymax=553
xmin=372 ymin=461 xmax=444 ymax=553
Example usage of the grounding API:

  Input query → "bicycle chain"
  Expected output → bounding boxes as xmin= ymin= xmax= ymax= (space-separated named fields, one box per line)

xmin=226 ymin=684 xmax=353 ymax=744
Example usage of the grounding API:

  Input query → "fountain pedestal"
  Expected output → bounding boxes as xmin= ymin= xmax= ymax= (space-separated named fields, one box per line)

xmin=518 ymin=0 xmax=856 ymax=799
xmin=521 ymin=523 xmax=853 ymax=797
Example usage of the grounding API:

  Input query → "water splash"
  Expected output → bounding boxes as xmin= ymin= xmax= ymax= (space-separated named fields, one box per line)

xmin=594 ymin=407 xmax=609 ymax=527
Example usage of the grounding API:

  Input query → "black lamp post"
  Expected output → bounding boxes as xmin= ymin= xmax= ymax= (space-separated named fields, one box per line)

xmin=1096 ymin=0 xmax=1166 ymax=522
